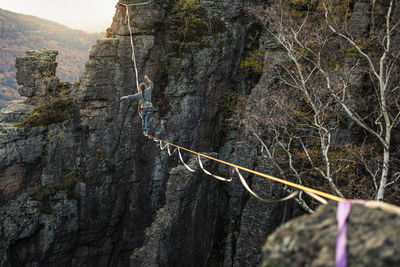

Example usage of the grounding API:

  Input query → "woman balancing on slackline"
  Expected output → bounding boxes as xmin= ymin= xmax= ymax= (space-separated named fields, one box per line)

xmin=120 ymin=75 xmax=154 ymax=135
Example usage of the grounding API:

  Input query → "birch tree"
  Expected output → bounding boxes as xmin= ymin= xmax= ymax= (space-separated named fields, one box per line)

xmin=244 ymin=0 xmax=400 ymax=202
xmin=321 ymin=0 xmax=400 ymax=200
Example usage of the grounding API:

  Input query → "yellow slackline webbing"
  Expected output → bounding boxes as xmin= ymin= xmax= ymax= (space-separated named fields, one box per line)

xmin=157 ymin=136 xmax=297 ymax=202
xmin=148 ymin=135 xmax=344 ymax=202
xmin=197 ymin=154 xmax=232 ymax=182
xmin=119 ymin=1 xmax=341 ymax=203
xmin=117 ymin=2 xmax=339 ymax=203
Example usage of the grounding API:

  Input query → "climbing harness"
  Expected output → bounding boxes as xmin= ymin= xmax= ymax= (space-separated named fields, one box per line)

xmin=115 ymin=0 xmax=338 ymax=204
xmin=113 ymin=3 xmax=398 ymax=261
xmin=146 ymin=134 xmax=344 ymax=203
xmin=140 ymin=101 xmax=153 ymax=110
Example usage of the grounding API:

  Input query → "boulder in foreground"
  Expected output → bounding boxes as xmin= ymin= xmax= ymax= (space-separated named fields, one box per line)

xmin=262 ymin=201 xmax=400 ymax=267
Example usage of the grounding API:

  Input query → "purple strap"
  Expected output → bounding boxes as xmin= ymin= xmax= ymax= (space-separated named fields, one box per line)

xmin=335 ymin=201 xmax=352 ymax=267
xmin=335 ymin=200 xmax=365 ymax=267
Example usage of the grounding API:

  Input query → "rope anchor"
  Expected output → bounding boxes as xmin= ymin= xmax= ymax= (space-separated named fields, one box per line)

xmin=120 ymin=1 xmax=152 ymax=119
xmin=117 ymin=1 xmax=320 ymax=203
xmin=118 ymin=1 xmax=151 ymax=7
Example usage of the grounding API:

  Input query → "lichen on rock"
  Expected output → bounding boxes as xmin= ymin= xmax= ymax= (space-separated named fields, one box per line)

xmin=262 ymin=202 xmax=400 ymax=267
xmin=16 ymin=49 xmax=59 ymax=104
xmin=2 ymin=0 xmax=397 ymax=266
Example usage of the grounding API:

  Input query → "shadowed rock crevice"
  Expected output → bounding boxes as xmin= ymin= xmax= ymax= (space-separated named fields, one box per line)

xmin=4 ymin=0 xmax=392 ymax=266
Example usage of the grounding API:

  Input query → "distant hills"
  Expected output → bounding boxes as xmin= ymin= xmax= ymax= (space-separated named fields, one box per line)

xmin=0 ymin=8 xmax=103 ymax=107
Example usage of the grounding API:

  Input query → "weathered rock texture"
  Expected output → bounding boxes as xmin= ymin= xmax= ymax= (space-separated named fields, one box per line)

xmin=1 ymin=0 xmax=396 ymax=266
xmin=1 ymin=1 xmax=289 ymax=266
xmin=0 ymin=102 xmax=42 ymax=204
xmin=130 ymin=154 xmax=227 ymax=266
xmin=16 ymin=49 xmax=59 ymax=104
xmin=262 ymin=201 xmax=400 ymax=267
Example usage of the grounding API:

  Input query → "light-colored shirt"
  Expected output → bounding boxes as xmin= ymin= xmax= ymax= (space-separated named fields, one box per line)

xmin=126 ymin=82 xmax=154 ymax=103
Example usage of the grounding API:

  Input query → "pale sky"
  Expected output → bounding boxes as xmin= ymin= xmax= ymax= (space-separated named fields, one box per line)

xmin=0 ymin=0 xmax=117 ymax=32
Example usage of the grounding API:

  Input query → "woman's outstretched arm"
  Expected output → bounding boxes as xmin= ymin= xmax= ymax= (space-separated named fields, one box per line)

xmin=120 ymin=91 xmax=141 ymax=101
xmin=144 ymin=75 xmax=154 ymax=92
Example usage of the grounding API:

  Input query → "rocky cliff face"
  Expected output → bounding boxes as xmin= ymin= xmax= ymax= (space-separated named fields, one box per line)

xmin=0 ymin=1 xmax=296 ymax=266
xmin=2 ymin=0 xmax=393 ymax=266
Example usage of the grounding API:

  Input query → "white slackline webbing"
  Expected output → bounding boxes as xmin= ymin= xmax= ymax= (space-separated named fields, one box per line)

xmin=178 ymin=147 xmax=196 ymax=172
xmin=234 ymin=167 xmax=299 ymax=203
xmin=198 ymin=155 xmax=232 ymax=182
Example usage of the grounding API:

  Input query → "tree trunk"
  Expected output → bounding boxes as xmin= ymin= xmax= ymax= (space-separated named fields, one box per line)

xmin=377 ymin=134 xmax=390 ymax=200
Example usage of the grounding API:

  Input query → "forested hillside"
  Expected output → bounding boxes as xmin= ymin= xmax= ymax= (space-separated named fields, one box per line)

xmin=0 ymin=1 xmax=399 ymax=266
xmin=0 ymin=8 xmax=102 ymax=106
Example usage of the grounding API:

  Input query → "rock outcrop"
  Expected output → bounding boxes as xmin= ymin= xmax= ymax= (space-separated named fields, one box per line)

xmin=130 ymin=154 xmax=228 ymax=266
xmin=0 ymin=49 xmax=73 ymax=206
xmin=2 ymin=0 xmax=396 ymax=266
xmin=1 ymin=0 xmax=289 ymax=263
xmin=15 ymin=49 xmax=59 ymax=104
xmin=262 ymin=201 xmax=400 ymax=267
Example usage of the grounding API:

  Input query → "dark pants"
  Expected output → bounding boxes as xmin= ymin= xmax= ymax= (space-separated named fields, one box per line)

xmin=141 ymin=108 xmax=153 ymax=134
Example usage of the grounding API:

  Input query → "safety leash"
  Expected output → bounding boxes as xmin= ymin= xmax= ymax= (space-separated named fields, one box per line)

xmin=146 ymin=134 xmax=344 ymax=203
xmin=118 ymin=1 xmax=153 ymax=120
xmin=124 ymin=3 xmax=140 ymax=92
xmin=116 ymin=1 xmax=341 ymax=204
